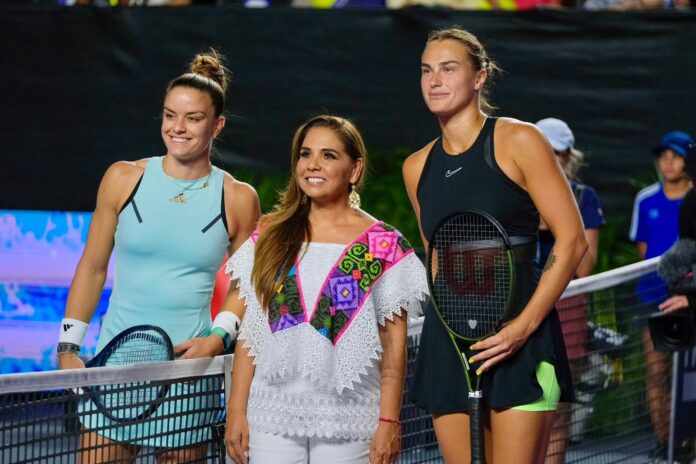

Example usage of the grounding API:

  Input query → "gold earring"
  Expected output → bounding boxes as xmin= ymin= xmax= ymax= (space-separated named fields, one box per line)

xmin=349 ymin=184 xmax=361 ymax=210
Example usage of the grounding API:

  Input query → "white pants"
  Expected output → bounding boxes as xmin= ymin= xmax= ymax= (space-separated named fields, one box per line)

xmin=248 ymin=429 xmax=370 ymax=464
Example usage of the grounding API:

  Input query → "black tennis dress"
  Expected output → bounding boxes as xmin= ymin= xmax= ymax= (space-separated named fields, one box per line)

xmin=411 ymin=117 xmax=574 ymax=413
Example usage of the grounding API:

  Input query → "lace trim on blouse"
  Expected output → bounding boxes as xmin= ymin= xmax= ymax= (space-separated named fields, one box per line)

xmin=246 ymin=384 xmax=380 ymax=440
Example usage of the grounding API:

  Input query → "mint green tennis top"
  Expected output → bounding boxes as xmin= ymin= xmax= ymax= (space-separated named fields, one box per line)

xmin=96 ymin=156 xmax=229 ymax=350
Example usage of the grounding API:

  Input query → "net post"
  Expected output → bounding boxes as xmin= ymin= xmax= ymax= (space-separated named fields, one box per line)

xmin=223 ymin=354 xmax=233 ymax=404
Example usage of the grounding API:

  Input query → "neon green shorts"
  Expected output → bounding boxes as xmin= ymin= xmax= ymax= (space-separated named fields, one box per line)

xmin=511 ymin=361 xmax=561 ymax=412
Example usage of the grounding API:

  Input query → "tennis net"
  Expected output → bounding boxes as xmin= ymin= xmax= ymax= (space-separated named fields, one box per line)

xmin=399 ymin=257 xmax=668 ymax=464
xmin=1 ymin=256 xmax=670 ymax=463
xmin=0 ymin=356 xmax=230 ymax=463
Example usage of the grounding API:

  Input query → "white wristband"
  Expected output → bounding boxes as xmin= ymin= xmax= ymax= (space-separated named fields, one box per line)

xmin=58 ymin=318 xmax=89 ymax=345
xmin=212 ymin=311 xmax=241 ymax=342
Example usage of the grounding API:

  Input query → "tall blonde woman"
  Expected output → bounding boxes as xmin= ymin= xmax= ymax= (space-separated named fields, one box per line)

xmin=404 ymin=28 xmax=587 ymax=463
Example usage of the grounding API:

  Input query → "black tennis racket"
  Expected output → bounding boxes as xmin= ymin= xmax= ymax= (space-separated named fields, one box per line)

xmin=427 ymin=211 xmax=516 ymax=464
xmin=84 ymin=324 xmax=174 ymax=423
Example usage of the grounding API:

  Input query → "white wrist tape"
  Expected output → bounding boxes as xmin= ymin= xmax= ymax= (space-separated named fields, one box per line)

xmin=58 ymin=318 xmax=89 ymax=345
xmin=212 ymin=311 xmax=241 ymax=342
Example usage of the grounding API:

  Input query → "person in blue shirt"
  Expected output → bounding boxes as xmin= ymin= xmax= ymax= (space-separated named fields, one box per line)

xmin=630 ymin=130 xmax=693 ymax=458
xmin=536 ymin=118 xmax=605 ymax=464
xmin=536 ymin=118 xmax=605 ymax=279
xmin=630 ymin=132 xmax=692 ymax=260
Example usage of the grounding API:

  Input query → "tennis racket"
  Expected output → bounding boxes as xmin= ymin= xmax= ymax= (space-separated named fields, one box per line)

xmin=427 ymin=211 xmax=516 ymax=464
xmin=84 ymin=324 xmax=174 ymax=423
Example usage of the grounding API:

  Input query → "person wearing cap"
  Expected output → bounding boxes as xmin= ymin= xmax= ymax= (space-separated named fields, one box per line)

xmin=535 ymin=118 xmax=605 ymax=279
xmin=535 ymin=118 xmax=605 ymax=464
xmin=630 ymin=129 xmax=693 ymax=459
xmin=631 ymin=130 xmax=693 ymax=262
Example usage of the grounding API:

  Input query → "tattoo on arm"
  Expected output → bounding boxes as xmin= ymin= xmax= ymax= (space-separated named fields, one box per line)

xmin=543 ymin=254 xmax=557 ymax=272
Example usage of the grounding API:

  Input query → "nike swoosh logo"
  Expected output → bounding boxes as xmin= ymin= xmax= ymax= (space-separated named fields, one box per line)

xmin=445 ymin=167 xmax=462 ymax=178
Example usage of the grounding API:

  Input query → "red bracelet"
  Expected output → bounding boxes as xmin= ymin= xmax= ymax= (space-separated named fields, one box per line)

xmin=378 ymin=417 xmax=401 ymax=426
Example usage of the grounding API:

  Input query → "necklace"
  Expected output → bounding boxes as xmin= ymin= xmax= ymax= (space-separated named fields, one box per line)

xmin=164 ymin=165 xmax=212 ymax=204
xmin=443 ymin=115 xmax=487 ymax=155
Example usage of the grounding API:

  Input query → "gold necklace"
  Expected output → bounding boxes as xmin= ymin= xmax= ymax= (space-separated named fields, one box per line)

xmin=165 ymin=168 xmax=212 ymax=204
xmin=444 ymin=115 xmax=487 ymax=155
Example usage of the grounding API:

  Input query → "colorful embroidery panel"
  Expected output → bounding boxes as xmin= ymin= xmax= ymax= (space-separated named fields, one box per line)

xmin=256 ymin=223 xmax=413 ymax=344
xmin=268 ymin=266 xmax=306 ymax=333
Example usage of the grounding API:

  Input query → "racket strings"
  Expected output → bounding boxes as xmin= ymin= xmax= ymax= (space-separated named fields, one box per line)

xmin=96 ymin=329 xmax=172 ymax=421
xmin=431 ymin=213 xmax=512 ymax=339
xmin=106 ymin=331 xmax=171 ymax=366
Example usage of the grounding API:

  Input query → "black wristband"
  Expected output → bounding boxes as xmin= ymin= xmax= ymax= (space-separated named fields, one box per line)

xmin=57 ymin=342 xmax=81 ymax=353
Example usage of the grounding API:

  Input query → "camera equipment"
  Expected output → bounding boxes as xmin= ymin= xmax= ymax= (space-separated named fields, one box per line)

xmin=649 ymin=309 xmax=695 ymax=352
xmin=650 ymin=239 xmax=696 ymax=352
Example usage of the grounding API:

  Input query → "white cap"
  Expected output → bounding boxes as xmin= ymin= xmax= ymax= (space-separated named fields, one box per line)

xmin=536 ymin=118 xmax=575 ymax=152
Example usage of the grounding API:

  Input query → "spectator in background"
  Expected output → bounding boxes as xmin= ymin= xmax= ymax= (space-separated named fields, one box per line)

xmin=630 ymin=130 xmax=693 ymax=459
xmin=536 ymin=118 xmax=604 ymax=279
xmin=535 ymin=118 xmax=605 ymax=464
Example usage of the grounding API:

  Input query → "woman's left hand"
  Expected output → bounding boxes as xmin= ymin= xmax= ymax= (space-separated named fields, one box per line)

xmin=468 ymin=317 xmax=531 ymax=375
xmin=174 ymin=335 xmax=224 ymax=359
xmin=369 ymin=422 xmax=400 ymax=464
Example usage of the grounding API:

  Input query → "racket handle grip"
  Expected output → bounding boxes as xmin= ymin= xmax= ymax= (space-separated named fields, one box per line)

xmin=469 ymin=391 xmax=486 ymax=464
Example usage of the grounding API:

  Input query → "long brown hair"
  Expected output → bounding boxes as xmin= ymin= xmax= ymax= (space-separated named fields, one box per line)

xmin=427 ymin=27 xmax=501 ymax=114
xmin=252 ymin=115 xmax=368 ymax=309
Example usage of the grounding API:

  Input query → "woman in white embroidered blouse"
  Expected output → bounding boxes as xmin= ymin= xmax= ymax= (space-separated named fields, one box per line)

xmin=224 ymin=115 xmax=428 ymax=464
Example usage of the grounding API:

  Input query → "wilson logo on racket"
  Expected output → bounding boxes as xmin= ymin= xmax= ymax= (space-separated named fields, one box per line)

xmin=442 ymin=245 xmax=501 ymax=296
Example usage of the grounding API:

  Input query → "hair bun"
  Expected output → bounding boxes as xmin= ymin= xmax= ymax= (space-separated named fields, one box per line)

xmin=189 ymin=48 xmax=230 ymax=93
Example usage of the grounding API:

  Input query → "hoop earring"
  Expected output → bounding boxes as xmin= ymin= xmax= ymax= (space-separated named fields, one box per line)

xmin=349 ymin=184 xmax=361 ymax=210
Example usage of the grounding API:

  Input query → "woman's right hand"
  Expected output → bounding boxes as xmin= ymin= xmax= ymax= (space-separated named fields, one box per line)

xmin=225 ymin=412 xmax=250 ymax=464
xmin=58 ymin=353 xmax=85 ymax=370
xmin=658 ymin=295 xmax=690 ymax=313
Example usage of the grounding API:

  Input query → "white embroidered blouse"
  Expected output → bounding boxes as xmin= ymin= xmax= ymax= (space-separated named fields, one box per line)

xmin=226 ymin=227 xmax=428 ymax=441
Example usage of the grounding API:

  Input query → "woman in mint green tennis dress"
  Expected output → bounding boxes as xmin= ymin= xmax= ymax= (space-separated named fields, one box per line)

xmin=58 ymin=50 xmax=260 ymax=463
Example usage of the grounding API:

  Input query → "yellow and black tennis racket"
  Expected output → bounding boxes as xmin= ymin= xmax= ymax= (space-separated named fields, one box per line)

xmin=427 ymin=211 xmax=516 ymax=464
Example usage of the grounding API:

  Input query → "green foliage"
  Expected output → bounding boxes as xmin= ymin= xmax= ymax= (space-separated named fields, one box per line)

xmin=233 ymin=170 xmax=287 ymax=214
xmin=586 ymin=292 xmax=649 ymax=436
xmin=361 ymin=147 xmax=422 ymax=248
xmin=593 ymin=168 xmax=658 ymax=274
xmin=594 ymin=218 xmax=639 ymax=274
